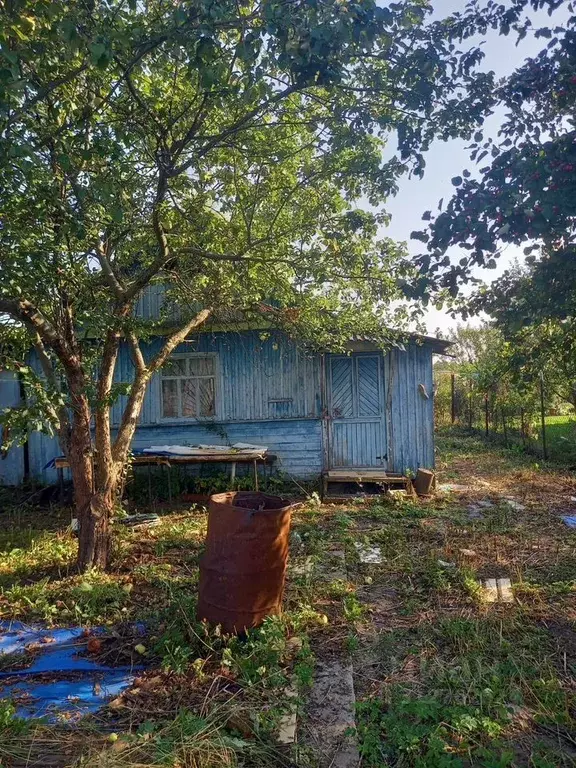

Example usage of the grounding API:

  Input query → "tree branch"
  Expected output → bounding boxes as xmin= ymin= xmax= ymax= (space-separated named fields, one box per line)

xmin=0 ymin=298 xmax=75 ymax=369
xmin=96 ymin=240 xmax=126 ymax=300
xmin=149 ymin=307 xmax=212 ymax=374
xmin=126 ymin=332 xmax=146 ymax=373
xmin=172 ymin=83 xmax=301 ymax=176
xmin=111 ymin=308 xmax=212 ymax=463
xmin=124 ymin=171 xmax=170 ymax=301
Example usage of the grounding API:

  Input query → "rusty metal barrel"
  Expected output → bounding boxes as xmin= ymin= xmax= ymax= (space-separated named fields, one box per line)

xmin=197 ymin=491 xmax=293 ymax=634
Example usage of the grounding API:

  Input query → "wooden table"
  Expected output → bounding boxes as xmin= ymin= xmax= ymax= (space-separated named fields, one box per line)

xmin=54 ymin=451 xmax=277 ymax=502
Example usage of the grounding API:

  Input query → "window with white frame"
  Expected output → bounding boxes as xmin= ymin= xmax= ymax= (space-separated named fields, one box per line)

xmin=161 ymin=355 xmax=217 ymax=419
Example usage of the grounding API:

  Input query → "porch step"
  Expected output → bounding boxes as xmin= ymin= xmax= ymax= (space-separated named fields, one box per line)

xmin=322 ymin=470 xmax=413 ymax=500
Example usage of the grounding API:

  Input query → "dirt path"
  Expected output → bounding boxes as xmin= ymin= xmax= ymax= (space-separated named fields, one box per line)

xmin=293 ymin=429 xmax=576 ymax=767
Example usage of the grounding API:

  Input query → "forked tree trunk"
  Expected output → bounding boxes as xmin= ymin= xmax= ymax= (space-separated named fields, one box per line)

xmin=64 ymin=309 xmax=211 ymax=572
xmin=64 ymin=362 xmax=122 ymax=571
xmin=66 ymin=374 xmax=149 ymax=571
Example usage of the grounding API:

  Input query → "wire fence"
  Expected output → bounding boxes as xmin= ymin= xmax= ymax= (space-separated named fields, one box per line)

xmin=434 ymin=370 xmax=576 ymax=466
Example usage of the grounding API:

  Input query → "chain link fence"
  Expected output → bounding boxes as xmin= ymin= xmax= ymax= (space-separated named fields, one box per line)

xmin=434 ymin=369 xmax=576 ymax=465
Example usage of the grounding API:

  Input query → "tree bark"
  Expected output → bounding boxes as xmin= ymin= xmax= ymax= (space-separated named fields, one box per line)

xmin=64 ymin=367 xmax=112 ymax=571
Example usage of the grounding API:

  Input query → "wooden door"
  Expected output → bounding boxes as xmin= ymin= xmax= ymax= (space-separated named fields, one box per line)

xmin=327 ymin=354 xmax=387 ymax=468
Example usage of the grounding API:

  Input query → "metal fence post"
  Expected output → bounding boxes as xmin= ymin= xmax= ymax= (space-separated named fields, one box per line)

xmin=451 ymin=372 xmax=456 ymax=424
xmin=502 ymin=407 xmax=508 ymax=447
xmin=485 ymin=394 xmax=489 ymax=437
xmin=540 ymin=376 xmax=548 ymax=460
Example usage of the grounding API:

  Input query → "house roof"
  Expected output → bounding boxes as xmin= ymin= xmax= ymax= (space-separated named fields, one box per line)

xmin=345 ymin=333 xmax=451 ymax=355
xmin=134 ymin=286 xmax=453 ymax=354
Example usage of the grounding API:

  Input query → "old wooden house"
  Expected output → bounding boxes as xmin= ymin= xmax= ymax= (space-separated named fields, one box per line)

xmin=0 ymin=328 xmax=447 ymax=489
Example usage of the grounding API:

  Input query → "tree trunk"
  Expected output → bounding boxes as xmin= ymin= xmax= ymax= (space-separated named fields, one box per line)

xmin=69 ymin=432 xmax=120 ymax=571
xmin=67 ymin=309 xmax=211 ymax=571
xmin=77 ymin=485 xmax=114 ymax=571
xmin=65 ymin=368 xmax=117 ymax=572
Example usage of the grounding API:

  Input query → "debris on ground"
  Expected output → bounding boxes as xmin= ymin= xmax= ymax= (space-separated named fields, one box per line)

xmin=504 ymin=497 xmax=526 ymax=512
xmin=354 ymin=543 xmax=383 ymax=564
xmin=117 ymin=513 xmax=161 ymax=528
xmin=466 ymin=498 xmax=496 ymax=519
xmin=438 ymin=483 xmax=473 ymax=493
xmin=561 ymin=515 xmax=576 ymax=528
xmin=467 ymin=505 xmax=485 ymax=519
xmin=482 ymin=577 xmax=514 ymax=604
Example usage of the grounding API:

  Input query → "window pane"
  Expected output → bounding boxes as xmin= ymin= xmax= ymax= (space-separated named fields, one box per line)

xmin=164 ymin=358 xmax=187 ymax=376
xmin=189 ymin=356 xmax=215 ymax=377
xmin=162 ymin=379 xmax=179 ymax=418
xmin=182 ymin=379 xmax=197 ymax=417
xmin=199 ymin=378 xmax=215 ymax=416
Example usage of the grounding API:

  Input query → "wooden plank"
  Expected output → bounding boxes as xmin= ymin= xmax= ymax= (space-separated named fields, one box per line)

xmin=324 ymin=470 xmax=409 ymax=483
xmin=55 ymin=453 xmax=277 ymax=470
xmin=324 ymin=469 xmax=405 ymax=478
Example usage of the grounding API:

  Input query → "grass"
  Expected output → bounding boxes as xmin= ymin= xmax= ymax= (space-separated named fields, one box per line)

xmin=357 ymin=616 xmax=575 ymax=767
xmin=541 ymin=415 xmax=576 ymax=465
xmin=0 ymin=428 xmax=575 ymax=766
xmin=457 ymin=413 xmax=576 ymax=467
xmin=350 ymin=428 xmax=576 ymax=768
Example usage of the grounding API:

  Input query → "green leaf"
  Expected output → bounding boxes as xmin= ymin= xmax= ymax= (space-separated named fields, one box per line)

xmin=89 ymin=42 xmax=107 ymax=66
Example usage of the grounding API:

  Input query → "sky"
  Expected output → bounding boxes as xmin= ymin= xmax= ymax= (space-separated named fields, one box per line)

xmin=381 ymin=0 xmax=570 ymax=335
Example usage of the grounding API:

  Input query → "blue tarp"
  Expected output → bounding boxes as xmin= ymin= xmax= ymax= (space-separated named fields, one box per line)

xmin=0 ymin=621 xmax=144 ymax=721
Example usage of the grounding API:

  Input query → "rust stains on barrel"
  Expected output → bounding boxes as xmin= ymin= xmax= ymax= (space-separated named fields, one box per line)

xmin=197 ymin=491 xmax=294 ymax=634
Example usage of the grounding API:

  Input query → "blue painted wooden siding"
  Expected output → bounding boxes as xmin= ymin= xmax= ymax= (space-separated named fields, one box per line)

xmin=110 ymin=330 xmax=322 ymax=426
xmin=27 ymin=331 xmax=323 ymax=482
xmin=386 ymin=344 xmax=434 ymax=473
xmin=0 ymin=372 xmax=24 ymax=486
xmin=129 ymin=419 xmax=323 ymax=477
xmin=12 ymin=332 xmax=435 ymax=483
xmin=27 ymin=420 xmax=322 ymax=484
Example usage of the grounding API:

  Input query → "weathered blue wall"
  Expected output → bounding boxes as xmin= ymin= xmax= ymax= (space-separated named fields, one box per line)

xmin=386 ymin=344 xmax=435 ymax=473
xmin=0 ymin=372 xmax=24 ymax=486
xmin=26 ymin=331 xmax=323 ymax=483
xmin=129 ymin=420 xmax=323 ymax=478
xmin=2 ymin=330 xmax=437 ymax=484
xmin=110 ymin=330 xmax=322 ymax=426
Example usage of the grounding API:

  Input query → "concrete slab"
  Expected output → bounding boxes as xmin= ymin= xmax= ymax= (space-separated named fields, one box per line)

xmin=467 ymin=504 xmax=485 ymax=520
xmin=317 ymin=549 xmax=348 ymax=582
xmin=354 ymin=543 xmax=383 ymax=564
xmin=504 ymin=498 xmax=526 ymax=512
xmin=497 ymin=578 xmax=514 ymax=603
xmin=289 ymin=556 xmax=314 ymax=577
xmin=484 ymin=578 xmax=499 ymax=603
xmin=438 ymin=483 xmax=473 ymax=493
xmin=278 ymin=681 xmax=298 ymax=744
xmin=482 ymin=577 xmax=513 ymax=603
xmin=305 ymin=659 xmax=359 ymax=768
